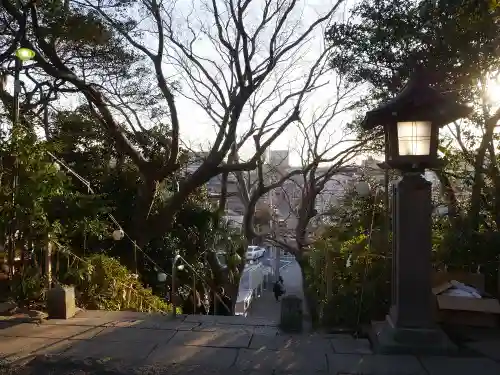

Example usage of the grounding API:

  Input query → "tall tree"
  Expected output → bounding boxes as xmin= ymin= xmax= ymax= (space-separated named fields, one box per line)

xmin=326 ymin=0 xmax=500 ymax=234
xmin=1 ymin=0 xmax=347 ymax=250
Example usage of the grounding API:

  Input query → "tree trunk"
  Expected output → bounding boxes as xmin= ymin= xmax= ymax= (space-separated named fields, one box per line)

xmin=433 ymin=169 xmax=460 ymax=219
xmin=295 ymin=253 xmax=319 ymax=328
xmin=127 ymin=181 xmax=156 ymax=272
xmin=486 ymin=143 xmax=500 ymax=229
xmin=469 ymin=113 xmax=499 ymax=231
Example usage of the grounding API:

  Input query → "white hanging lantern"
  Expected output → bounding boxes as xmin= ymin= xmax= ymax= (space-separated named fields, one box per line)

xmin=112 ymin=229 xmax=125 ymax=241
xmin=177 ymin=264 xmax=185 ymax=271
xmin=157 ymin=272 xmax=167 ymax=283
xmin=346 ymin=254 xmax=352 ymax=268
xmin=355 ymin=181 xmax=371 ymax=197
xmin=435 ymin=206 xmax=449 ymax=217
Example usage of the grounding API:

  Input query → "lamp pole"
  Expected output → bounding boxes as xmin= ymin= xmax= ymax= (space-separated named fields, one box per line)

xmin=8 ymin=47 xmax=35 ymax=279
xmin=7 ymin=57 xmax=21 ymax=278
xmin=274 ymin=220 xmax=281 ymax=283
xmin=270 ymin=189 xmax=281 ymax=282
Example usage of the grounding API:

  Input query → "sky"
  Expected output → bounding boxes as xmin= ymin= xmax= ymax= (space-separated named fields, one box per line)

xmin=6 ymin=0 xmax=496 ymax=172
xmin=5 ymin=0 xmax=371 ymax=166
xmin=159 ymin=0 xmax=363 ymax=166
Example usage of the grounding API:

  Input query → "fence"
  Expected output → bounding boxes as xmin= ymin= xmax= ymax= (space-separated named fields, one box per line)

xmin=235 ymin=263 xmax=265 ymax=316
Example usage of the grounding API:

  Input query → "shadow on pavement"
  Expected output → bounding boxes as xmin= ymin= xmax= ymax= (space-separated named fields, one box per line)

xmin=0 ymin=320 xmax=26 ymax=334
xmin=3 ymin=310 xmax=499 ymax=374
xmin=0 ymin=310 xmax=327 ymax=373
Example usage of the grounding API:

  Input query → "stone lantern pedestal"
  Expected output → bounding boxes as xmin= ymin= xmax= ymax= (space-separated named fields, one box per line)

xmin=370 ymin=173 xmax=457 ymax=355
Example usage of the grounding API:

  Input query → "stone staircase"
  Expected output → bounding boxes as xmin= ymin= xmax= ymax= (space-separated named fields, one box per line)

xmin=2 ymin=310 xmax=500 ymax=374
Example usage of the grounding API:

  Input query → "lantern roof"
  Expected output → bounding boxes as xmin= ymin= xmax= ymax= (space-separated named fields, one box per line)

xmin=362 ymin=70 xmax=472 ymax=130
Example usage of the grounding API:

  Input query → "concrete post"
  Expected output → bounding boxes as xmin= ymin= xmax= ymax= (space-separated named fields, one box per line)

xmin=171 ymin=254 xmax=180 ymax=318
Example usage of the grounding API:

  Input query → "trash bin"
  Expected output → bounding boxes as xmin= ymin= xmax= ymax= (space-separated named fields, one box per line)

xmin=280 ymin=294 xmax=303 ymax=332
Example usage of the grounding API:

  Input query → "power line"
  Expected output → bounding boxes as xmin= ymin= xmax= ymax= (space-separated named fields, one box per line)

xmin=46 ymin=151 xmax=172 ymax=280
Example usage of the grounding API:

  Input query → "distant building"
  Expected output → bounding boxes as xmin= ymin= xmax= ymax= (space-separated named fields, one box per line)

xmin=268 ymin=150 xmax=290 ymax=169
xmin=184 ymin=150 xmax=388 ymax=234
xmin=207 ymin=173 xmax=246 ymax=215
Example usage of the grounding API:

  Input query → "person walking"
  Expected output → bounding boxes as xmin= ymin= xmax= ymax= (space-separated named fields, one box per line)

xmin=273 ymin=276 xmax=285 ymax=302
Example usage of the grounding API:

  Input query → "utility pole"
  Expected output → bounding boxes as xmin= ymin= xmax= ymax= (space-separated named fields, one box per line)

xmin=271 ymin=192 xmax=281 ymax=282
xmin=8 ymin=54 xmax=22 ymax=279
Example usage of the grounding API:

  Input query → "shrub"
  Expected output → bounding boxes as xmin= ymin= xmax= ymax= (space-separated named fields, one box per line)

xmin=64 ymin=254 xmax=178 ymax=313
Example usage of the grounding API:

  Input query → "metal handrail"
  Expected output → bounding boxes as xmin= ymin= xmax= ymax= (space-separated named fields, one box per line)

xmin=171 ymin=253 xmax=231 ymax=318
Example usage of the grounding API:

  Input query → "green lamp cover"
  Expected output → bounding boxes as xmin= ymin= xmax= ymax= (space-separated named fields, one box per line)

xmin=15 ymin=48 xmax=36 ymax=61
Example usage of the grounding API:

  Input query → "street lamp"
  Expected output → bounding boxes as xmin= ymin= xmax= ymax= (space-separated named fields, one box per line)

xmin=13 ymin=47 xmax=35 ymax=126
xmin=362 ymin=68 xmax=471 ymax=355
xmin=112 ymin=229 xmax=125 ymax=241
xmin=15 ymin=48 xmax=36 ymax=62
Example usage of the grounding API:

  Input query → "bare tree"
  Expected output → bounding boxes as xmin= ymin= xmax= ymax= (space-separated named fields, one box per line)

xmin=0 ymin=0 xmax=347 ymax=247
xmin=242 ymin=73 xmax=369 ymax=263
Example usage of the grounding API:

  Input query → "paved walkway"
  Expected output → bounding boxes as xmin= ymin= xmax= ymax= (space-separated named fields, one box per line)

xmin=247 ymin=290 xmax=280 ymax=321
xmin=2 ymin=310 xmax=500 ymax=374
xmin=248 ymin=261 xmax=311 ymax=329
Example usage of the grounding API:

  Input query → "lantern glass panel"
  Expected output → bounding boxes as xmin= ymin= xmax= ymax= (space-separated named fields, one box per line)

xmin=397 ymin=121 xmax=432 ymax=156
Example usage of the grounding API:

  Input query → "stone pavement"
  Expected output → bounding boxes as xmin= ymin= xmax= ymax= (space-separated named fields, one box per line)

xmin=249 ymin=261 xmax=310 ymax=328
xmin=1 ymin=310 xmax=500 ymax=374
xmin=247 ymin=289 xmax=281 ymax=321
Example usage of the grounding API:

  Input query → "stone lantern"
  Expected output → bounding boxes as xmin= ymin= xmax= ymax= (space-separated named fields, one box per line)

xmin=362 ymin=68 xmax=471 ymax=355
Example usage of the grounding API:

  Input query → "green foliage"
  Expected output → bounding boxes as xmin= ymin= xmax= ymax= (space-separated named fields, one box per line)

xmin=308 ymin=178 xmax=500 ymax=329
xmin=0 ymin=128 xmax=74 ymax=257
xmin=305 ymin=182 xmax=390 ymax=328
xmin=65 ymin=254 xmax=176 ymax=313
xmin=327 ymin=0 xmax=500 ymax=102
xmin=0 ymin=109 xmax=243 ymax=313
xmin=432 ymin=215 xmax=500 ymax=293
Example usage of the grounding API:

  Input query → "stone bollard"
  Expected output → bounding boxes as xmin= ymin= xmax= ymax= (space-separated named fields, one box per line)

xmin=47 ymin=285 xmax=77 ymax=319
xmin=280 ymin=294 xmax=303 ymax=333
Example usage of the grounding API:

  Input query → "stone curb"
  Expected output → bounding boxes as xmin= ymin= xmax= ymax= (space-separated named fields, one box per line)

xmin=2 ymin=355 xmax=281 ymax=375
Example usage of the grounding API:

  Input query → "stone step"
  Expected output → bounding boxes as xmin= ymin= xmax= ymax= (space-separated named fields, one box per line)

xmin=7 ymin=351 xmax=500 ymax=375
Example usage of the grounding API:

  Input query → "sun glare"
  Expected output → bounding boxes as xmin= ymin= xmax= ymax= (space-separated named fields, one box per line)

xmin=486 ymin=76 xmax=500 ymax=105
